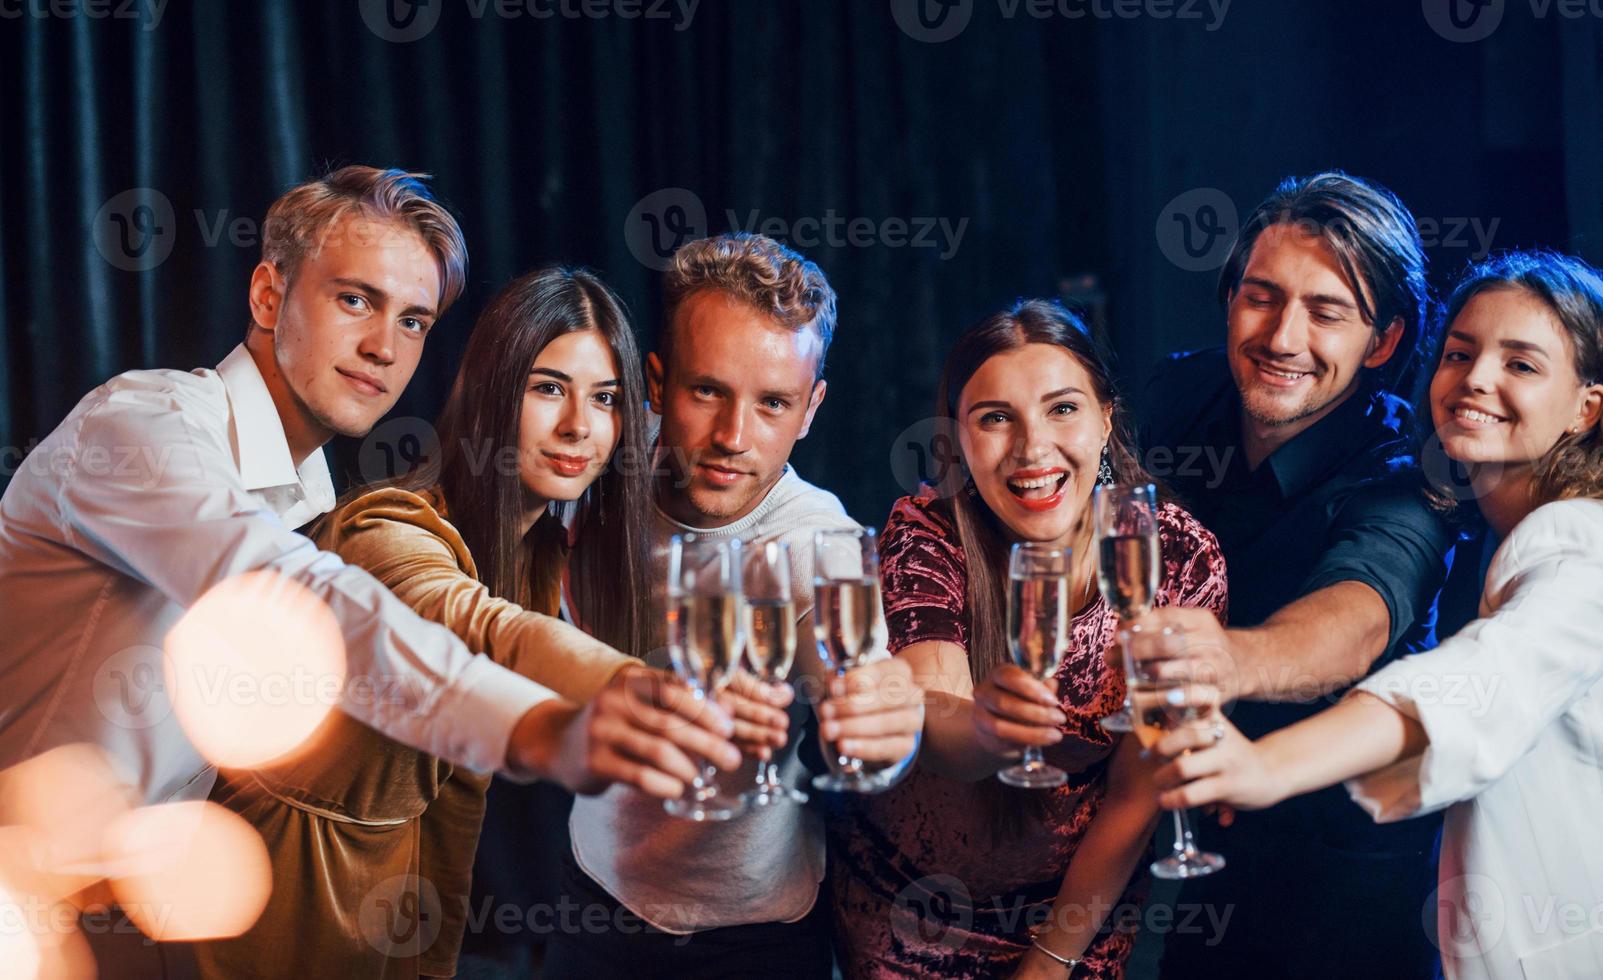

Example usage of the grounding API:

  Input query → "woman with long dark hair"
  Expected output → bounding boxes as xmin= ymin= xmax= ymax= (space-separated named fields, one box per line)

xmin=196 ymin=266 xmax=734 ymax=978
xmin=828 ymin=299 xmax=1229 ymax=978
xmin=1151 ymin=250 xmax=1603 ymax=980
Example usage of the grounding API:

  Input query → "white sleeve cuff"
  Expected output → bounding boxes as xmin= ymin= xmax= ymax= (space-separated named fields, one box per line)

xmin=432 ymin=654 xmax=559 ymax=775
xmin=1344 ymin=666 xmax=1471 ymax=820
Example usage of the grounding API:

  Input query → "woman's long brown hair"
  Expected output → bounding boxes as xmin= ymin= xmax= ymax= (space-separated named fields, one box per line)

xmin=933 ymin=298 xmax=1158 ymax=841
xmin=1422 ymin=250 xmax=1603 ymax=516
xmin=380 ymin=266 xmax=652 ymax=660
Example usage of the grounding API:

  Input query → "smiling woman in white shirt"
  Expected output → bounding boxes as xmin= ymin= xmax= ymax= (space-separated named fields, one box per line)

xmin=1146 ymin=249 xmax=1603 ymax=980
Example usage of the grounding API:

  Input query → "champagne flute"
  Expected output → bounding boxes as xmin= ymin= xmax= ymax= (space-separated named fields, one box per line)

xmin=663 ymin=534 xmax=749 ymax=822
xmin=1128 ymin=641 xmax=1227 ymax=879
xmin=811 ymin=527 xmax=889 ymax=794
xmin=998 ymin=542 xmax=1073 ymax=789
xmin=1099 ymin=483 xmax=1226 ymax=877
xmin=741 ymin=539 xmax=807 ymax=807
xmin=1094 ymin=483 xmax=1161 ymax=733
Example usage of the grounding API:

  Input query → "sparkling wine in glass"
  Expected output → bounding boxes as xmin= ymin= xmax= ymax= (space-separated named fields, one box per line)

xmin=742 ymin=540 xmax=807 ymax=807
xmin=664 ymin=535 xmax=749 ymax=821
xmin=1126 ymin=633 xmax=1226 ymax=879
xmin=1094 ymin=483 xmax=1161 ymax=733
xmin=812 ymin=527 xmax=890 ymax=793
xmin=998 ymin=542 xmax=1073 ymax=789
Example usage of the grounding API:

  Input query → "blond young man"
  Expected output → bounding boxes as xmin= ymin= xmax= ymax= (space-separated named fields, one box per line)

xmin=0 ymin=167 xmax=736 ymax=974
xmin=540 ymin=234 xmax=923 ymax=978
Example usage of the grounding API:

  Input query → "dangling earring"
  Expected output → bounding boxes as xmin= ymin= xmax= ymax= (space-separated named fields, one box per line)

xmin=1097 ymin=444 xmax=1115 ymax=487
xmin=964 ymin=477 xmax=979 ymax=501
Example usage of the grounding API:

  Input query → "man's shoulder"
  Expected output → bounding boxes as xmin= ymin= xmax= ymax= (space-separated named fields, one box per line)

xmin=1139 ymin=347 xmax=1233 ymax=443
xmin=1151 ymin=346 xmax=1229 ymax=386
xmin=763 ymin=467 xmax=859 ymax=535
xmin=58 ymin=364 xmax=229 ymax=445
xmin=78 ymin=363 xmax=226 ymax=417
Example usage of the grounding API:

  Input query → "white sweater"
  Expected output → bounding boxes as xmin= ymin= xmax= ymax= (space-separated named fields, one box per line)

xmin=568 ymin=466 xmax=860 ymax=933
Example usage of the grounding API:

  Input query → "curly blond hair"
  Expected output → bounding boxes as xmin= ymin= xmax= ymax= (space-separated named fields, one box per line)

xmin=660 ymin=233 xmax=837 ymax=377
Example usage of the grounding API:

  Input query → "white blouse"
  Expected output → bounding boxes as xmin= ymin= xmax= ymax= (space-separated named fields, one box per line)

xmin=1348 ymin=498 xmax=1603 ymax=980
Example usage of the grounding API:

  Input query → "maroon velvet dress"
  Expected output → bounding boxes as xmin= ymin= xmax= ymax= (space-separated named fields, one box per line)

xmin=828 ymin=492 xmax=1228 ymax=979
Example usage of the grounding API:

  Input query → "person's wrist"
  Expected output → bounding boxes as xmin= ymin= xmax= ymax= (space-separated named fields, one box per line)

xmin=1221 ymin=627 xmax=1257 ymax=701
xmin=1254 ymin=733 xmax=1299 ymax=806
xmin=1026 ymin=935 xmax=1079 ymax=976
xmin=506 ymin=699 xmax=579 ymax=781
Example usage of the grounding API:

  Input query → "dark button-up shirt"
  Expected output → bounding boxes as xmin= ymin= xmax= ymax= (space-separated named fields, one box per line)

xmin=1140 ymin=348 xmax=1455 ymax=980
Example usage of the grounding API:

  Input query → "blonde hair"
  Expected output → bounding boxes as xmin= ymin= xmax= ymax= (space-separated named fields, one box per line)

xmin=660 ymin=233 xmax=837 ymax=377
xmin=260 ymin=166 xmax=469 ymax=316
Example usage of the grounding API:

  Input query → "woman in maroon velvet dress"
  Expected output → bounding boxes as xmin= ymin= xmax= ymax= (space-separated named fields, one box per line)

xmin=828 ymin=299 xmax=1228 ymax=979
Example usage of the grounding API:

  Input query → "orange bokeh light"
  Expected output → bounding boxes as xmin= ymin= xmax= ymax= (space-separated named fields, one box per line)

xmin=0 ymin=744 xmax=131 ymax=902
xmin=103 ymin=801 xmax=270 ymax=941
xmin=163 ymin=570 xmax=347 ymax=769
xmin=0 ymin=879 xmax=44 ymax=980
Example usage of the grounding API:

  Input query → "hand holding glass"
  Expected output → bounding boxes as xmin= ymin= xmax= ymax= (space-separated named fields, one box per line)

xmin=663 ymin=535 xmax=749 ymax=821
xmin=811 ymin=527 xmax=888 ymax=793
xmin=1094 ymin=483 xmax=1161 ymax=731
xmin=741 ymin=540 xmax=807 ymax=807
xmin=998 ymin=541 xmax=1073 ymax=789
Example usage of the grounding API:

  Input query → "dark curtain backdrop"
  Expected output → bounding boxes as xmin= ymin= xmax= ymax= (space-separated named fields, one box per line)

xmin=3 ymin=0 xmax=1601 ymax=525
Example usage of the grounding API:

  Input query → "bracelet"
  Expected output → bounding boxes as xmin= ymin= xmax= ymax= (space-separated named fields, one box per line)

xmin=1030 ymin=937 xmax=1080 ymax=968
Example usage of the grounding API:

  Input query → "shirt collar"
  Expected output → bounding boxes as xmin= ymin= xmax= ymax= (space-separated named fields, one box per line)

xmin=216 ymin=345 xmax=336 ymax=515
xmin=1261 ymin=383 xmax=1390 ymax=499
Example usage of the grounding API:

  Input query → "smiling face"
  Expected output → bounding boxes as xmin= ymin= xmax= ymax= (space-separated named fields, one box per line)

xmin=517 ymin=329 xmax=623 ymax=509
xmin=1430 ymin=287 xmax=1603 ymax=474
xmin=956 ymin=343 xmax=1112 ymax=547
xmin=648 ymin=289 xmax=827 ymax=527
xmin=1226 ymin=222 xmax=1402 ymax=440
xmin=252 ymin=214 xmax=440 ymax=449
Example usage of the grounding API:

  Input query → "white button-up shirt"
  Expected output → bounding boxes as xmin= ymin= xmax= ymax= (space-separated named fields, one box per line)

xmin=1348 ymin=498 xmax=1603 ymax=980
xmin=0 ymin=345 xmax=555 ymax=805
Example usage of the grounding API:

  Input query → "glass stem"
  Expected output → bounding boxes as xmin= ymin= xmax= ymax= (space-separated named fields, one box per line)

xmin=1171 ymin=807 xmax=1201 ymax=860
xmin=1020 ymin=745 xmax=1044 ymax=772
xmin=690 ymin=761 xmax=717 ymax=803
